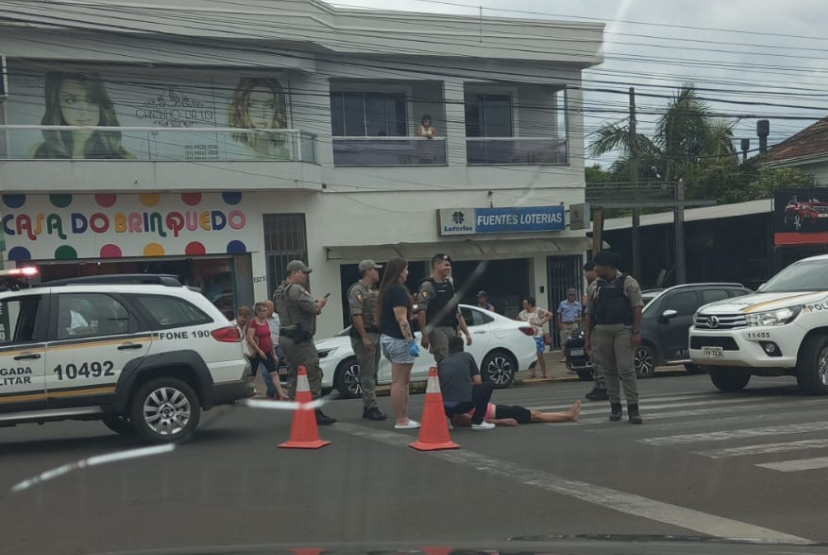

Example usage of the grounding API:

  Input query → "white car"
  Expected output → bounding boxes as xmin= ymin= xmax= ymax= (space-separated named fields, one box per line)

xmin=0 ymin=270 xmax=252 ymax=443
xmin=689 ymin=254 xmax=828 ymax=395
xmin=316 ymin=304 xmax=537 ymax=398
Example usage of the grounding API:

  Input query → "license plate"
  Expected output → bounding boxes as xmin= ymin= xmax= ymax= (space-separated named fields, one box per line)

xmin=569 ymin=348 xmax=585 ymax=356
xmin=701 ymin=346 xmax=724 ymax=359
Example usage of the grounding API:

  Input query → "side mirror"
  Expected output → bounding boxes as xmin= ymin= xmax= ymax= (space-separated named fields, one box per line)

xmin=661 ymin=309 xmax=678 ymax=322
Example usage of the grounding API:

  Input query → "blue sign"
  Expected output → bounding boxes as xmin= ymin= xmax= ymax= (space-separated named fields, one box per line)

xmin=474 ymin=206 xmax=565 ymax=234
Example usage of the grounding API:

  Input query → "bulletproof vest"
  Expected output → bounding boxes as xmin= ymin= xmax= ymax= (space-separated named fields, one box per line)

xmin=593 ymin=273 xmax=633 ymax=326
xmin=348 ymin=282 xmax=379 ymax=330
xmin=273 ymin=281 xmax=316 ymax=333
xmin=423 ymin=277 xmax=458 ymax=328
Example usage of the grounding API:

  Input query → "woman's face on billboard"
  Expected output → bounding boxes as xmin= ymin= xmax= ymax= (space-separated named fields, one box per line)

xmin=59 ymin=80 xmax=101 ymax=127
xmin=246 ymin=86 xmax=278 ymax=129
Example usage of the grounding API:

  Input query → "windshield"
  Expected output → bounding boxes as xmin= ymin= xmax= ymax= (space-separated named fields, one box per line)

xmin=761 ymin=260 xmax=828 ymax=292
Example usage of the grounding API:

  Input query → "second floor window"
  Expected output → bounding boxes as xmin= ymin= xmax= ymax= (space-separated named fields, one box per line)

xmin=330 ymin=92 xmax=408 ymax=137
xmin=465 ymin=94 xmax=513 ymax=137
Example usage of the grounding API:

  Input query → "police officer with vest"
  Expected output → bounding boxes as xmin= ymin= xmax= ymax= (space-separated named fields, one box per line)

xmin=416 ymin=253 xmax=472 ymax=363
xmin=347 ymin=260 xmax=388 ymax=421
xmin=584 ymin=251 xmax=644 ymax=424
xmin=273 ymin=259 xmax=336 ymax=425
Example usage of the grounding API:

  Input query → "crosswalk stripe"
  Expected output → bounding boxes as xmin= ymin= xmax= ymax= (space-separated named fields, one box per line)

xmin=592 ymin=408 xmax=828 ymax=434
xmin=696 ymin=439 xmax=828 ymax=459
xmin=577 ymin=401 xmax=800 ymax=424
xmin=574 ymin=396 xmax=783 ymax=418
xmin=533 ymin=393 xmax=729 ymax=412
xmin=639 ymin=422 xmax=827 ymax=446
xmin=756 ymin=456 xmax=828 ymax=472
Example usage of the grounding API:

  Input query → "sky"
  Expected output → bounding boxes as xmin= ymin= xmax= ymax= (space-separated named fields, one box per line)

xmin=327 ymin=0 xmax=828 ymax=167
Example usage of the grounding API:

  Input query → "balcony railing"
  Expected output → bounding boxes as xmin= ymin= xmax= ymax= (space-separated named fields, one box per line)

xmin=0 ymin=126 xmax=318 ymax=164
xmin=466 ymin=137 xmax=568 ymax=165
xmin=333 ymin=136 xmax=447 ymax=167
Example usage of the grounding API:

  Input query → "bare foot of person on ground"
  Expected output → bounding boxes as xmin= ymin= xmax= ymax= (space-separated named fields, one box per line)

xmin=568 ymin=400 xmax=582 ymax=421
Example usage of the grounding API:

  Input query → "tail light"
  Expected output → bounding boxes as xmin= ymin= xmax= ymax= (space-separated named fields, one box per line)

xmin=212 ymin=326 xmax=241 ymax=342
xmin=519 ymin=326 xmax=535 ymax=336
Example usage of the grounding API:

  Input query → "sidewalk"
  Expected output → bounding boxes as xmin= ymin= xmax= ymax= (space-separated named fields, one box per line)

xmin=252 ymin=350 xmax=686 ymax=398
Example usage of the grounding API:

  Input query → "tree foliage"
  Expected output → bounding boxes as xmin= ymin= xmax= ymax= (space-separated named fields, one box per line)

xmin=587 ymin=83 xmax=818 ymax=208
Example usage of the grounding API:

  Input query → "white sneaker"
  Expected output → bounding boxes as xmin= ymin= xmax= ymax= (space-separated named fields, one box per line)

xmin=471 ymin=421 xmax=496 ymax=431
xmin=394 ymin=420 xmax=421 ymax=430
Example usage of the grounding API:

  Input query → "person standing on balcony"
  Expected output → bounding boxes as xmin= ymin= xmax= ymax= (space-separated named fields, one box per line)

xmin=416 ymin=115 xmax=438 ymax=139
xmin=32 ymin=72 xmax=134 ymax=160
xmin=228 ymin=77 xmax=289 ymax=160
xmin=416 ymin=115 xmax=439 ymax=163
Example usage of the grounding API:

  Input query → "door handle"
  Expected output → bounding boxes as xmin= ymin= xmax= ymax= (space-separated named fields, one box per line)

xmin=118 ymin=343 xmax=143 ymax=351
xmin=14 ymin=353 xmax=41 ymax=361
xmin=473 ymin=330 xmax=486 ymax=334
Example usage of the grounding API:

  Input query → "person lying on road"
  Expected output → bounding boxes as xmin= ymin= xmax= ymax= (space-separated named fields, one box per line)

xmin=451 ymin=400 xmax=582 ymax=427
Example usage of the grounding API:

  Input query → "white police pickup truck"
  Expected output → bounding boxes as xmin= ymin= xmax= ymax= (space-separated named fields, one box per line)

xmin=689 ymin=254 xmax=828 ymax=395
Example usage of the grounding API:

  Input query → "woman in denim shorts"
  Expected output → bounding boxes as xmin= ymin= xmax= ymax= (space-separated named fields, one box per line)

xmin=377 ymin=257 xmax=421 ymax=429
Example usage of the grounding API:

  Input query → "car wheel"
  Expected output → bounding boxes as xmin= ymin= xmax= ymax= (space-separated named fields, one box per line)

xmin=634 ymin=345 xmax=657 ymax=379
xmin=130 ymin=377 xmax=201 ymax=444
xmin=576 ymin=369 xmax=593 ymax=382
xmin=796 ymin=334 xmax=828 ymax=395
xmin=709 ymin=367 xmax=751 ymax=392
xmin=334 ymin=357 xmax=363 ymax=399
xmin=102 ymin=415 xmax=134 ymax=436
xmin=481 ymin=349 xmax=516 ymax=389
xmin=684 ymin=363 xmax=703 ymax=374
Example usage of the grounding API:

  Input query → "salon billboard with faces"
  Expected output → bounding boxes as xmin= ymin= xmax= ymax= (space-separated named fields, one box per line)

xmin=4 ymin=64 xmax=290 ymax=161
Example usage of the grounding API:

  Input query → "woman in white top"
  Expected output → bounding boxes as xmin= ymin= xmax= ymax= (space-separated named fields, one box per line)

xmin=517 ymin=296 xmax=552 ymax=378
xmin=416 ymin=115 xmax=438 ymax=139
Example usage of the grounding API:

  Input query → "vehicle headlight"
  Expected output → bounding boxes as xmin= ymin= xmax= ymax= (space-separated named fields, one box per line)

xmin=746 ymin=306 xmax=802 ymax=327
xmin=317 ymin=347 xmax=338 ymax=358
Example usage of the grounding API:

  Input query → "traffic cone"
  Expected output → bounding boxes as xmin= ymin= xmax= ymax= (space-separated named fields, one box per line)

xmin=410 ymin=367 xmax=459 ymax=451
xmin=279 ymin=366 xmax=330 ymax=449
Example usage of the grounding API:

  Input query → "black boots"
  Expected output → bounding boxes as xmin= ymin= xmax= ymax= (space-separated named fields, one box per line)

xmin=586 ymin=388 xmax=608 ymax=401
xmin=363 ymin=407 xmax=388 ymax=421
xmin=609 ymin=403 xmax=643 ymax=424
xmin=315 ymin=409 xmax=336 ymax=425
xmin=628 ymin=404 xmax=643 ymax=425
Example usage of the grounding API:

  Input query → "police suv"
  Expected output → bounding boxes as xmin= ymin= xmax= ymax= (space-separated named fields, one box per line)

xmin=0 ymin=269 xmax=252 ymax=443
xmin=689 ymin=254 xmax=828 ymax=395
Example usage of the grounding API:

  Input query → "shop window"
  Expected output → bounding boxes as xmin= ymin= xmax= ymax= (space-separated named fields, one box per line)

xmin=56 ymin=293 xmax=129 ymax=339
xmin=133 ymin=296 xmax=211 ymax=330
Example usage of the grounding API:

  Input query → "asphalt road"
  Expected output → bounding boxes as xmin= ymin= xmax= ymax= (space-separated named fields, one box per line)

xmin=2 ymin=372 xmax=827 ymax=554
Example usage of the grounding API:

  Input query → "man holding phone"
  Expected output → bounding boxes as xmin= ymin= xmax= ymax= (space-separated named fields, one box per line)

xmin=273 ymin=259 xmax=336 ymax=425
xmin=347 ymin=260 xmax=387 ymax=421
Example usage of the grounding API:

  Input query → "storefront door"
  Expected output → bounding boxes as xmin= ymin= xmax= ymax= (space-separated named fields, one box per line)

xmin=546 ymin=255 xmax=584 ymax=349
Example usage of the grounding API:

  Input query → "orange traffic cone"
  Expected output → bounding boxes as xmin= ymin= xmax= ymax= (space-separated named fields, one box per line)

xmin=410 ymin=367 xmax=459 ymax=451
xmin=279 ymin=366 xmax=330 ymax=449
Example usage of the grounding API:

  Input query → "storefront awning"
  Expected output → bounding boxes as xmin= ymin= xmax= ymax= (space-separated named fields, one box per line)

xmin=326 ymin=237 xmax=607 ymax=262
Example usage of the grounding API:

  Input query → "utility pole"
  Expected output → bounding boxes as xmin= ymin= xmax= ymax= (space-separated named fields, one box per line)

xmin=629 ymin=87 xmax=641 ymax=280
xmin=674 ymin=179 xmax=687 ymax=284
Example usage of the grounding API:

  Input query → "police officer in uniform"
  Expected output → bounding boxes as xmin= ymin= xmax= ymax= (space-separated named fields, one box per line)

xmin=273 ymin=259 xmax=336 ymax=425
xmin=583 ymin=260 xmax=608 ymax=401
xmin=416 ymin=253 xmax=472 ymax=363
xmin=347 ymin=260 xmax=388 ymax=421
xmin=584 ymin=251 xmax=644 ymax=424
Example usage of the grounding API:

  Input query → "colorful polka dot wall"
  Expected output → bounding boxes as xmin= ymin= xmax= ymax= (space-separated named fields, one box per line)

xmin=2 ymin=193 xmax=249 ymax=261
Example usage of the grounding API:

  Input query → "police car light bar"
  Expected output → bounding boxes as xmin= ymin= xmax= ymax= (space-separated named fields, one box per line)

xmin=2 ymin=267 xmax=39 ymax=278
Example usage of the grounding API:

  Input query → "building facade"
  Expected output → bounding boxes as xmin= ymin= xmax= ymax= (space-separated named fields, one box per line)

xmin=0 ymin=0 xmax=604 ymax=337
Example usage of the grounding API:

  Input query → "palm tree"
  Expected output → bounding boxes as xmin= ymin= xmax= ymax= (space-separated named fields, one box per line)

xmin=588 ymin=83 xmax=736 ymax=189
